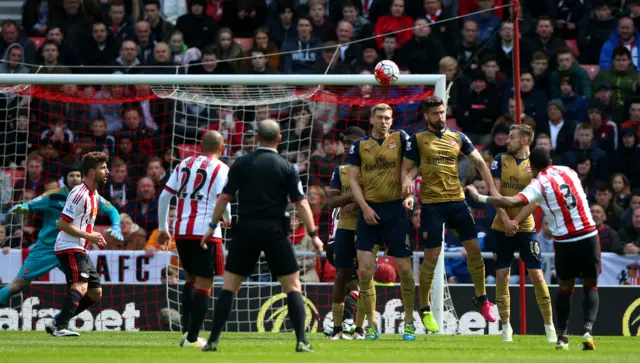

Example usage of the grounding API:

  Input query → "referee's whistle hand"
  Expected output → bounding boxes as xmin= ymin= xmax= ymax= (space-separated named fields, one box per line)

xmin=363 ymin=206 xmax=380 ymax=225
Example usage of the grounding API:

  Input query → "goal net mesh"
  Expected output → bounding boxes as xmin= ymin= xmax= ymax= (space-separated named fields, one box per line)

xmin=0 ymin=80 xmax=460 ymax=334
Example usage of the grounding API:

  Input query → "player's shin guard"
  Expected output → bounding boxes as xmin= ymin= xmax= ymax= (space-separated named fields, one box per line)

xmin=496 ymin=281 xmax=510 ymax=325
xmin=358 ymin=279 xmax=377 ymax=329
xmin=56 ymin=289 xmax=84 ymax=329
xmin=400 ymin=274 xmax=415 ymax=323
xmin=287 ymin=291 xmax=308 ymax=344
xmin=556 ymin=289 xmax=573 ymax=336
xmin=419 ymin=260 xmax=436 ymax=310
xmin=332 ymin=302 xmax=345 ymax=329
xmin=207 ymin=289 xmax=234 ymax=345
xmin=583 ymin=287 xmax=599 ymax=333
xmin=187 ymin=289 xmax=210 ymax=343
xmin=534 ymin=282 xmax=553 ymax=325
xmin=182 ymin=281 xmax=195 ymax=334
xmin=466 ymin=253 xmax=487 ymax=298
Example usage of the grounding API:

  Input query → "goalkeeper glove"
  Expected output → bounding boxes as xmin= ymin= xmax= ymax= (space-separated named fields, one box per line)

xmin=8 ymin=203 xmax=29 ymax=214
xmin=107 ymin=224 xmax=124 ymax=241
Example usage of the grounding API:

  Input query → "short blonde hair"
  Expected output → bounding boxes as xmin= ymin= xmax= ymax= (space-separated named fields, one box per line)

xmin=371 ymin=103 xmax=393 ymax=116
xmin=509 ymin=124 xmax=535 ymax=145
xmin=439 ymin=56 xmax=458 ymax=70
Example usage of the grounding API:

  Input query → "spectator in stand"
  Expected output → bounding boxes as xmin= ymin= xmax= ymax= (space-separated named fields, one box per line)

xmin=480 ymin=55 xmax=507 ymax=101
xmin=495 ymin=97 xmax=537 ymax=130
xmin=148 ymin=42 xmax=178 ymax=75
xmin=459 ymin=70 xmax=501 ymax=145
xmin=146 ymin=156 xmax=168 ymax=197
xmin=126 ymin=177 xmax=159 ymax=232
xmin=594 ymin=183 xmax=623 ymax=230
xmin=577 ymin=0 xmax=617 ymax=65
xmin=559 ymin=78 xmax=588 ymax=123
xmin=401 ymin=17 xmax=446 ymax=76
xmin=534 ymin=132 xmax=564 ymax=166
xmin=594 ymin=46 xmax=638 ymax=121
xmin=454 ymin=20 xmax=483 ymax=77
xmin=309 ymin=137 xmax=342 ymax=190
xmin=168 ymin=30 xmax=202 ymax=68
xmin=530 ymin=16 xmax=566 ymax=70
xmin=144 ymin=207 xmax=177 ymax=258
xmin=505 ymin=69 xmax=548 ymax=124
xmin=102 ymin=157 xmax=136 ymax=210
xmin=550 ymin=47 xmax=592 ymax=99
xmin=311 ymin=40 xmax=351 ymax=75
xmin=619 ymin=208 xmax=640 ymax=255
xmin=308 ymin=0 xmax=336 ymax=42
xmin=15 ymin=158 xmax=46 ymax=196
xmin=267 ymin=0 xmax=296 ymax=48
xmin=576 ymin=154 xmax=597 ymax=199
xmin=22 ymin=0 xmax=49 ymax=37
xmin=188 ymin=45 xmax=234 ymax=74
xmin=205 ymin=106 xmax=245 ymax=157
xmin=378 ymin=34 xmax=403 ymax=65
xmin=0 ymin=43 xmax=30 ymax=75
xmin=281 ymin=104 xmax=323 ymax=156
xmin=621 ymin=190 xmax=640 ymax=230
xmin=241 ymin=27 xmax=279 ymax=70
xmin=280 ymin=17 xmax=321 ymax=75
xmin=35 ymin=26 xmax=72 ymax=66
xmin=119 ymin=107 xmax=155 ymax=155
xmin=486 ymin=21 xmax=533 ymax=78
xmin=145 ymin=0 xmax=174 ymax=42
xmin=80 ymin=21 xmax=118 ymax=74
xmin=355 ymin=40 xmax=380 ymax=73
xmin=466 ymin=0 xmax=502 ymax=44
xmin=554 ymin=0 xmax=585 ymax=40
xmin=484 ymin=122 xmax=510 ymax=157
xmin=90 ymin=85 xmax=126 ymax=133
xmin=536 ymin=99 xmax=575 ymax=155
xmin=40 ymin=117 xmax=73 ymax=155
xmin=106 ymin=213 xmax=147 ymax=250
xmin=593 ymin=81 xmax=619 ymax=120
xmin=600 ymin=17 xmax=640 ymax=72
xmin=231 ymin=129 xmax=257 ymax=164
xmin=0 ymin=20 xmax=36 ymax=66
xmin=335 ymin=20 xmax=362 ymax=67
xmin=106 ymin=0 xmax=134 ymax=46
xmin=420 ymin=0 xmax=458 ymax=54
xmin=91 ymin=118 xmax=116 ymax=156
xmin=215 ymin=28 xmax=245 ymax=71
xmin=38 ymin=41 xmax=70 ymax=74
xmin=621 ymin=99 xmax=640 ymax=140
xmin=591 ymin=203 xmax=622 ymax=254
xmin=612 ymin=173 xmax=632 ymax=210
xmin=176 ymin=0 xmax=217 ymax=51
xmin=47 ymin=0 xmax=96 ymax=54
xmin=389 ymin=68 xmax=424 ymax=132
xmin=0 ymin=112 xmax=30 ymax=168
xmin=612 ymin=128 xmax=640 ymax=188
xmin=465 ymin=176 xmax=496 ymax=234
xmin=439 ymin=56 xmax=469 ymax=121
xmin=531 ymin=51 xmax=550 ymax=98
xmin=586 ymin=99 xmax=617 ymax=152
xmin=219 ymin=0 xmax=266 ymax=38
xmin=341 ymin=0 xmax=371 ymax=41
xmin=134 ymin=20 xmax=155 ymax=65
xmin=374 ymin=0 xmax=412 ymax=49
xmin=112 ymin=40 xmax=142 ymax=74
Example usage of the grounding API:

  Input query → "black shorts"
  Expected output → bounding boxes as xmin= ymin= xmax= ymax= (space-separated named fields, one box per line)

xmin=554 ymin=234 xmax=601 ymax=280
xmin=420 ymin=201 xmax=477 ymax=249
xmin=355 ymin=200 xmax=411 ymax=258
xmin=176 ymin=237 xmax=224 ymax=278
xmin=225 ymin=220 xmax=299 ymax=278
xmin=491 ymin=230 xmax=542 ymax=270
xmin=326 ymin=229 xmax=358 ymax=281
xmin=56 ymin=251 xmax=101 ymax=288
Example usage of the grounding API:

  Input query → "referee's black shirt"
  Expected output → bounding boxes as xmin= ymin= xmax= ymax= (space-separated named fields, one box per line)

xmin=222 ymin=147 xmax=306 ymax=221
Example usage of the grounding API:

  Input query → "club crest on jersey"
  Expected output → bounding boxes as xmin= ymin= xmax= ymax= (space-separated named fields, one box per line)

xmin=389 ymin=139 xmax=396 ymax=150
xmin=526 ymin=165 xmax=532 ymax=174
xmin=450 ymin=139 xmax=458 ymax=148
xmin=422 ymin=232 xmax=428 ymax=240
xmin=23 ymin=268 xmax=29 ymax=275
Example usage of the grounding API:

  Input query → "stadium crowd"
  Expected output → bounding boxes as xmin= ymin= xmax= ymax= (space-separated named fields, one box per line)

xmin=1 ymin=0 xmax=640 ymax=284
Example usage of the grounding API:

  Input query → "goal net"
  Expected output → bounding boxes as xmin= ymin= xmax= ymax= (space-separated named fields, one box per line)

xmin=0 ymin=73 xmax=459 ymax=334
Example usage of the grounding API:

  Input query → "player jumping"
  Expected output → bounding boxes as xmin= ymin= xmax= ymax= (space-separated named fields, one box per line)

xmin=348 ymin=103 xmax=418 ymax=341
xmin=47 ymin=152 xmax=110 ymax=337
xmin=0 ymin=165 xmax=122 ymax=308
xmin=467 ymin=147 xmax=599 ymax=351
xmin=158 ymin=131 xmax=231 ymax=348
xmin=488 ymin=124 xmax=557 ymax=343
xmin=401 ymin=96 xmax=497 ymax=333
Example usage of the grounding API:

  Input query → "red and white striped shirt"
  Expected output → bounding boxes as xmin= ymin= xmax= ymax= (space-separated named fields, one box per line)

xmin=518 ymin=165 xmax=596 ymax=242
xmin=163 ymin=155 xmax=229 ymax=239
xmin=55 ymin=183 xmax=99 ymax=253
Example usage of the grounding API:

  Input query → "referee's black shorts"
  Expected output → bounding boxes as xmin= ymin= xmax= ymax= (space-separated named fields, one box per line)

xmin=225 ymin=219 xmax=299 ymax=278
xmin=176 ymin=237 xmax=224 ymax=278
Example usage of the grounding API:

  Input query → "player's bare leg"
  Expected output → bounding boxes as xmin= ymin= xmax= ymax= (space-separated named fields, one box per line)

xmin=181 ymin=273 xmax=196 ymax=335
xmin=0 ymin=277 xmax=29 ymax=306
xmin=204 ymin=271 xmax=243 ymax=352
xmin=329 ymin=268 xmax=353 ymax=340
xmin=49 ymin=281 xmax=88 ymax=337
xmin=419 ymin=247 xmax=440 ymax=333
xmin=555 ymin=278 xmax=575 ymax=350
xmin=396 ymin=257 xmax=416 ymax=341
xmin=462 ymin=238 xmax=496 ymax=322
xmin=581 ymin=278 xmax=598 ymax=351
xmin=182 ymin=276 xmax=213 ymax=348
xmin=495 ymin=267 xmax=513 ymax=342
xmin=529 ymin=269 xmax=556 ymax=342
xmin=356 ymin=249 xmax=379 ymax=340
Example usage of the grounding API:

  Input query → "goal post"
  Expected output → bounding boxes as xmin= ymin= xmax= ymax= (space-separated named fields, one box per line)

xmin=0 ymin=73 xmax=453 ymax=334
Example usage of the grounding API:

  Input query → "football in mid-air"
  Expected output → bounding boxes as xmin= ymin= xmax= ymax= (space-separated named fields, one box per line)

xmin=374 ymin=60 xmax=400 ymax=85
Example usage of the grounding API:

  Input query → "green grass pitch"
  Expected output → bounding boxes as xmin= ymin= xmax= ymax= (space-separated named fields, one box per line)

xmin=1 ymin=332 xmax=639 ymax=363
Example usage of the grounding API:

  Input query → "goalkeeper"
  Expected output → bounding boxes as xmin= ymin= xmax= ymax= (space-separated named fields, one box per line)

xmin=0 ymin=166 xmax=123 ymax=306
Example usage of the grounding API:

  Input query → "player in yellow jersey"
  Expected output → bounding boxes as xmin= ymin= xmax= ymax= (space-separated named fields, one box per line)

xmin=348 ymin=103 xmax=418 ymax=341
xmin=489 ymin=124 xmax=557 ymax=343
xmin=327 ymin=127 xmax=366 ymax=340
xmin=401 ymin=96 xmax=497 ymax=332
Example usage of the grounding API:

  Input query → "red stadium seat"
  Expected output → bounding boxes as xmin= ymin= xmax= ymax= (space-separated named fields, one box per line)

xmin=236 ymin=38 xmax=253 ymax=51
xmin=177 ymin=143 xmax=202 ymax=159
xmin=581 ymin=65 xmax=600 ymax=81
xmin=377 ymin=255 xmax=398 ymax=274
xmin=3 ymin=169 xmax=24 ymax=186
xmin=565 ymin=39 xmax=579 ymax=57
xmin=30 ymin=37 xmax=45 ymax=49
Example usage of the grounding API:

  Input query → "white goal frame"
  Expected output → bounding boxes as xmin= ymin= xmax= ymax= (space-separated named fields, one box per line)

xmin=0 ymin=73 xmax=449 ymax=332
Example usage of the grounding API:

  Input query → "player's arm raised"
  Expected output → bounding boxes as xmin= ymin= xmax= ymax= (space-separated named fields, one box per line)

xmin=347 ymin=139 xmax=379 ymax=225
xmin=98 ymin=196 xmax=124 ymax=241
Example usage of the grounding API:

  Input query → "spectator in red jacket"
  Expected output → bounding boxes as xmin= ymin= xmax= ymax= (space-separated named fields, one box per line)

xmin=205 ymin=105 xmax=245 ymax=156
xmin=374 ymin=0 xmax=413 ymax=49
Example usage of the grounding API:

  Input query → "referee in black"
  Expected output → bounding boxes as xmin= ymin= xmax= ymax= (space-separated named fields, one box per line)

xmin=200 ymin=119 xmax=323 ymax=353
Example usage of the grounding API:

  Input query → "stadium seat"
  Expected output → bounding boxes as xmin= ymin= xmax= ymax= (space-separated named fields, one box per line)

xmin=565 ymin=39 xmax=579 ymax=57
xmin=581 ymin=65 xmax=600 ymax=81
xmin=236 ymin=38 xmax=253 ymax=51
xmin=3 ymin=168 xmax=24 ymax=186
xmin=377 ymin=256 xmax=398 ymax=274
xmin=177 ymin=143 xmax=202 ymax=159
xmin=30 ymin=37 xmax=45 ymax=49
xmin=94 ymin=225 xmax=110 ymax=238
